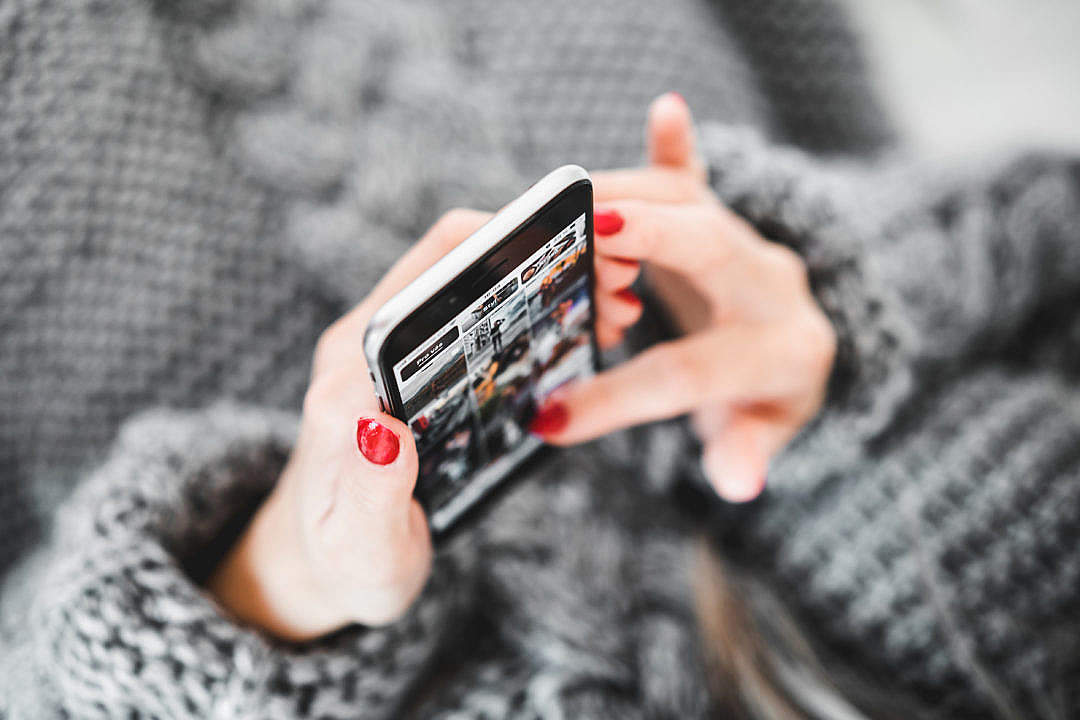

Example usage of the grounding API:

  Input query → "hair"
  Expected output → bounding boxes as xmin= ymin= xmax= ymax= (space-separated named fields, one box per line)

xmin=693 ymin=539 xmax=927 ymax=720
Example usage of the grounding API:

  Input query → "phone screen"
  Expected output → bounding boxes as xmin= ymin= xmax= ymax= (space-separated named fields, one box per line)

xmin=382 ymin=186 xmax=595 ymax=530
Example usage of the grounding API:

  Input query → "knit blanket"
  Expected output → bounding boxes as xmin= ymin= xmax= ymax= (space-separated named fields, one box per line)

xmin=2 ymin=1 xmax=1079 ymax=718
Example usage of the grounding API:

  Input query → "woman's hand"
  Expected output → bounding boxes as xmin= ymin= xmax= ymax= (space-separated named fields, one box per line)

xmin=208 ymin=197 xmax=647 ymax=640
xmin=532 ymin=94 xmax=837 ymax=503
xmin=207 ymin=210 xmax=492 ymax=641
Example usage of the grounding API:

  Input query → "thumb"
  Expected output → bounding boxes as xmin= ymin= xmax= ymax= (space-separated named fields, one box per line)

xmin=327 ymin=411 xmax=422 ymax=527
xmin=647 ymin=92 xmax=706 ymax=182
xmin=316 ymin=410 xmax=433 ymax=624
xmin=209 ymin=409 xmax=431 ymax=639
xmin=700 ymin=412 xmax=797 ymax=503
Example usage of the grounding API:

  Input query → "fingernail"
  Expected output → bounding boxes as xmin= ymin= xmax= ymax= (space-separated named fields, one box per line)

xmin=716 ymin=473 xmax=766 ymax=504
xmin=668 ymin=91 xmax=685 ymax=105
xmin=357 ymin=418 xmax=400 ymax=465
xmin=594 ymin=209 xmax=624 ymax=236
xmin=615 ymin=288 xmax=641 ymax=306
xmin=703 ymin=451 xmax=765 ymax=503
xmin=529 ymin=402 xmax=569 ymax=437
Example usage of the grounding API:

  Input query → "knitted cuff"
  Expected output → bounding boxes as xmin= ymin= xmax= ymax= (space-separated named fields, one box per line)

xmin=3 ymin=404 xmax=456 ymax=719
xmin=698 ymin=125 xmax=916 ymax=478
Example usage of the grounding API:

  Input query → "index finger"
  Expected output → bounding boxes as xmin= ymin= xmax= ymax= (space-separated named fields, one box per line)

xmin=362 ymin=208 xmax=494 ymax=325
xmin=592 ymin=199 xmax=757 ymax=273
xmin=537 ymin=324 xmax=795 ymax=445
xmin=591 ymin=167 xmax=705 ymax=204
xmin=313 ymin=208 xmax=492 ymax=376
xmin=647 ymin=92 xmax=706 ymax=182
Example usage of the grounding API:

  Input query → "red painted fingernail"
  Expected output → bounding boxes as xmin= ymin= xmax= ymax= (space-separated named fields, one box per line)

xmin=529 ymin=402 xmax=569 ymax=437
xmin=615 ymin=288 xmax=641 ymax=306
xmin=594 ymin=209 xmax=624 ymax=236
xmin=357 ymin=418 xmax=400 ymax=465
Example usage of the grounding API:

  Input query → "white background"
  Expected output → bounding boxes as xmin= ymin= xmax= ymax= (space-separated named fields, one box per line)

xmin=840 ymin=1 xmax=1080 ymax=157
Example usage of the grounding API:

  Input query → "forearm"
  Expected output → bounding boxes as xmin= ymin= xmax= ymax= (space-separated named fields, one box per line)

xmin=0 ymin=404 xmax=451 ymax=719
xmin=702 ymin=126 xmax=1080 ymax=358
xmin=208 ymin=480 xmax=347 ymax=642
xmin=864 ymin=153 xmax=1080 ymax=361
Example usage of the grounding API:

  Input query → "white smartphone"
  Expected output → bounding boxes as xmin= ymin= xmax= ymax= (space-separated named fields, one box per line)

xmin=364 ymin=165 xmax=598 ymax=535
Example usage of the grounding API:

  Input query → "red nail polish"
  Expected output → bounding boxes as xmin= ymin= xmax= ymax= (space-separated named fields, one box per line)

xmin=615 ymin=288 xmax=641 ymax=306
xmin=529 ymin=402 xmax=569 ymax=437
xmin=357 ymin=418 xmax=400 ymax=465
xmin=594 ymin=209 xmax=624 ymax=236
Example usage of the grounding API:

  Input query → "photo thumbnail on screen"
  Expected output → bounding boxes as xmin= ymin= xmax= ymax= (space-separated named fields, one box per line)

xmin=392 ymin=212 xmax=593 ymax=514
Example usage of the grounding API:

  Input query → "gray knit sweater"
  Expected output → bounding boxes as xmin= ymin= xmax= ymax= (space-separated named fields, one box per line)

xmin=2 ymin=1 xmax=1078 ymax=718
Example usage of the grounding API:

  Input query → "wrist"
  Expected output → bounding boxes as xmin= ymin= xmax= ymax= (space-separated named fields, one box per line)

xmin=207 ymin=482 xmax=349 ymax=641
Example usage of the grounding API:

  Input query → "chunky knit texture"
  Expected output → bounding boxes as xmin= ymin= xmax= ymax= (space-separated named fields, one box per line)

xmin=701 ymin=135 xmax=1080 ymax=718
xmin=3 ymin=0 xmax=1079 ymax=718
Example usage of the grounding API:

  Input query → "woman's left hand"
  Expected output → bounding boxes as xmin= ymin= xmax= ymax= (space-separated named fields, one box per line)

xmin=532 ymin=93 xmax=836 ymax=502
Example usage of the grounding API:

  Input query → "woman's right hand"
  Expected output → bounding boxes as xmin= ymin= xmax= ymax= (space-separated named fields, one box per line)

xmin=532 ymin=94 xmax=836 ymax=503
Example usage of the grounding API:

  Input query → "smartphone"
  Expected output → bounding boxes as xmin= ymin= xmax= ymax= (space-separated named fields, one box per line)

xmin=364 ymin=165 xmax=598 ymax=535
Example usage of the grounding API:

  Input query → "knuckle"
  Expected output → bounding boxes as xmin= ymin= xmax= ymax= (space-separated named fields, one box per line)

xmin=359 ymin=553 xmax=428 ymax=620
xmin=675 ymin=174 xmax=703 ymax=201
xmin=313 ymin=321 xmax=345 ymax=369
xmin=313 ymin=514 xmax=353 ymax=564
xmin=353 ymin=583 xmax=420 ymax=626
xmin=655 ymin=167 xmax=707 ymax=204
xmin=441 ymin=207 xmax=472 ymax=226
xmin=437 ymin=207 xmax=483 ymax=234
xmin=656 ymin=346 xmax=700 ymax=394
xmin=428 ymin=208 xmax=486 ymax=251
xmin=634 ymin=211 xmax=660 ymax=255
xmin=316 ymin=510 xmax=424 ymax=589
xmin=357 ymin=604 xmax=408 ymax=628
xmin=302 ymin=372 xmax=342 ymax=418
xmin=701 ymin=207 xmax=737 ymax=267
xmin=426 ymin=210 xmax=461 ymax=241
xmin=766 ymin=244 xmax=809 ymax=287
xmin=362 ymin=556 xmax=411 ymax=593
xmin=815 ymin=319 xmax=838 ymax=376
xmin=300 ymin=382 xmax=325 ymax=419
xmin=795 ymin=309 xmax=836 ymax=377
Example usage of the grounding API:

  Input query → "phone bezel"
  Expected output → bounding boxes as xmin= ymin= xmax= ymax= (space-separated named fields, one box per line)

xmin=364 ymin=165 xmax=594 ymax=410
xmin=362 ymin=165 xmax=596 ymax=533
xmin=380 ymin=183 xmax=594 ymax=409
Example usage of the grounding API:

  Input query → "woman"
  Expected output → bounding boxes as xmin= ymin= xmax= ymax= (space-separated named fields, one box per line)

xmin=2 ymin=1 xmax=1078 ymax=718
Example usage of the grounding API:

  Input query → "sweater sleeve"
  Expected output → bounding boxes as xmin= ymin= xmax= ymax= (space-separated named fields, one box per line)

xmin=698 ymin=125 xmax=1080 ymax=443
xmin=0 ymin=404 xmax=463 ymax=720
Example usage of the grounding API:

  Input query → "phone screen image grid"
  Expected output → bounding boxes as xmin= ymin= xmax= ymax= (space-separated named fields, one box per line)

xmin=393 ymin=212 xmax=593 ymax=513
